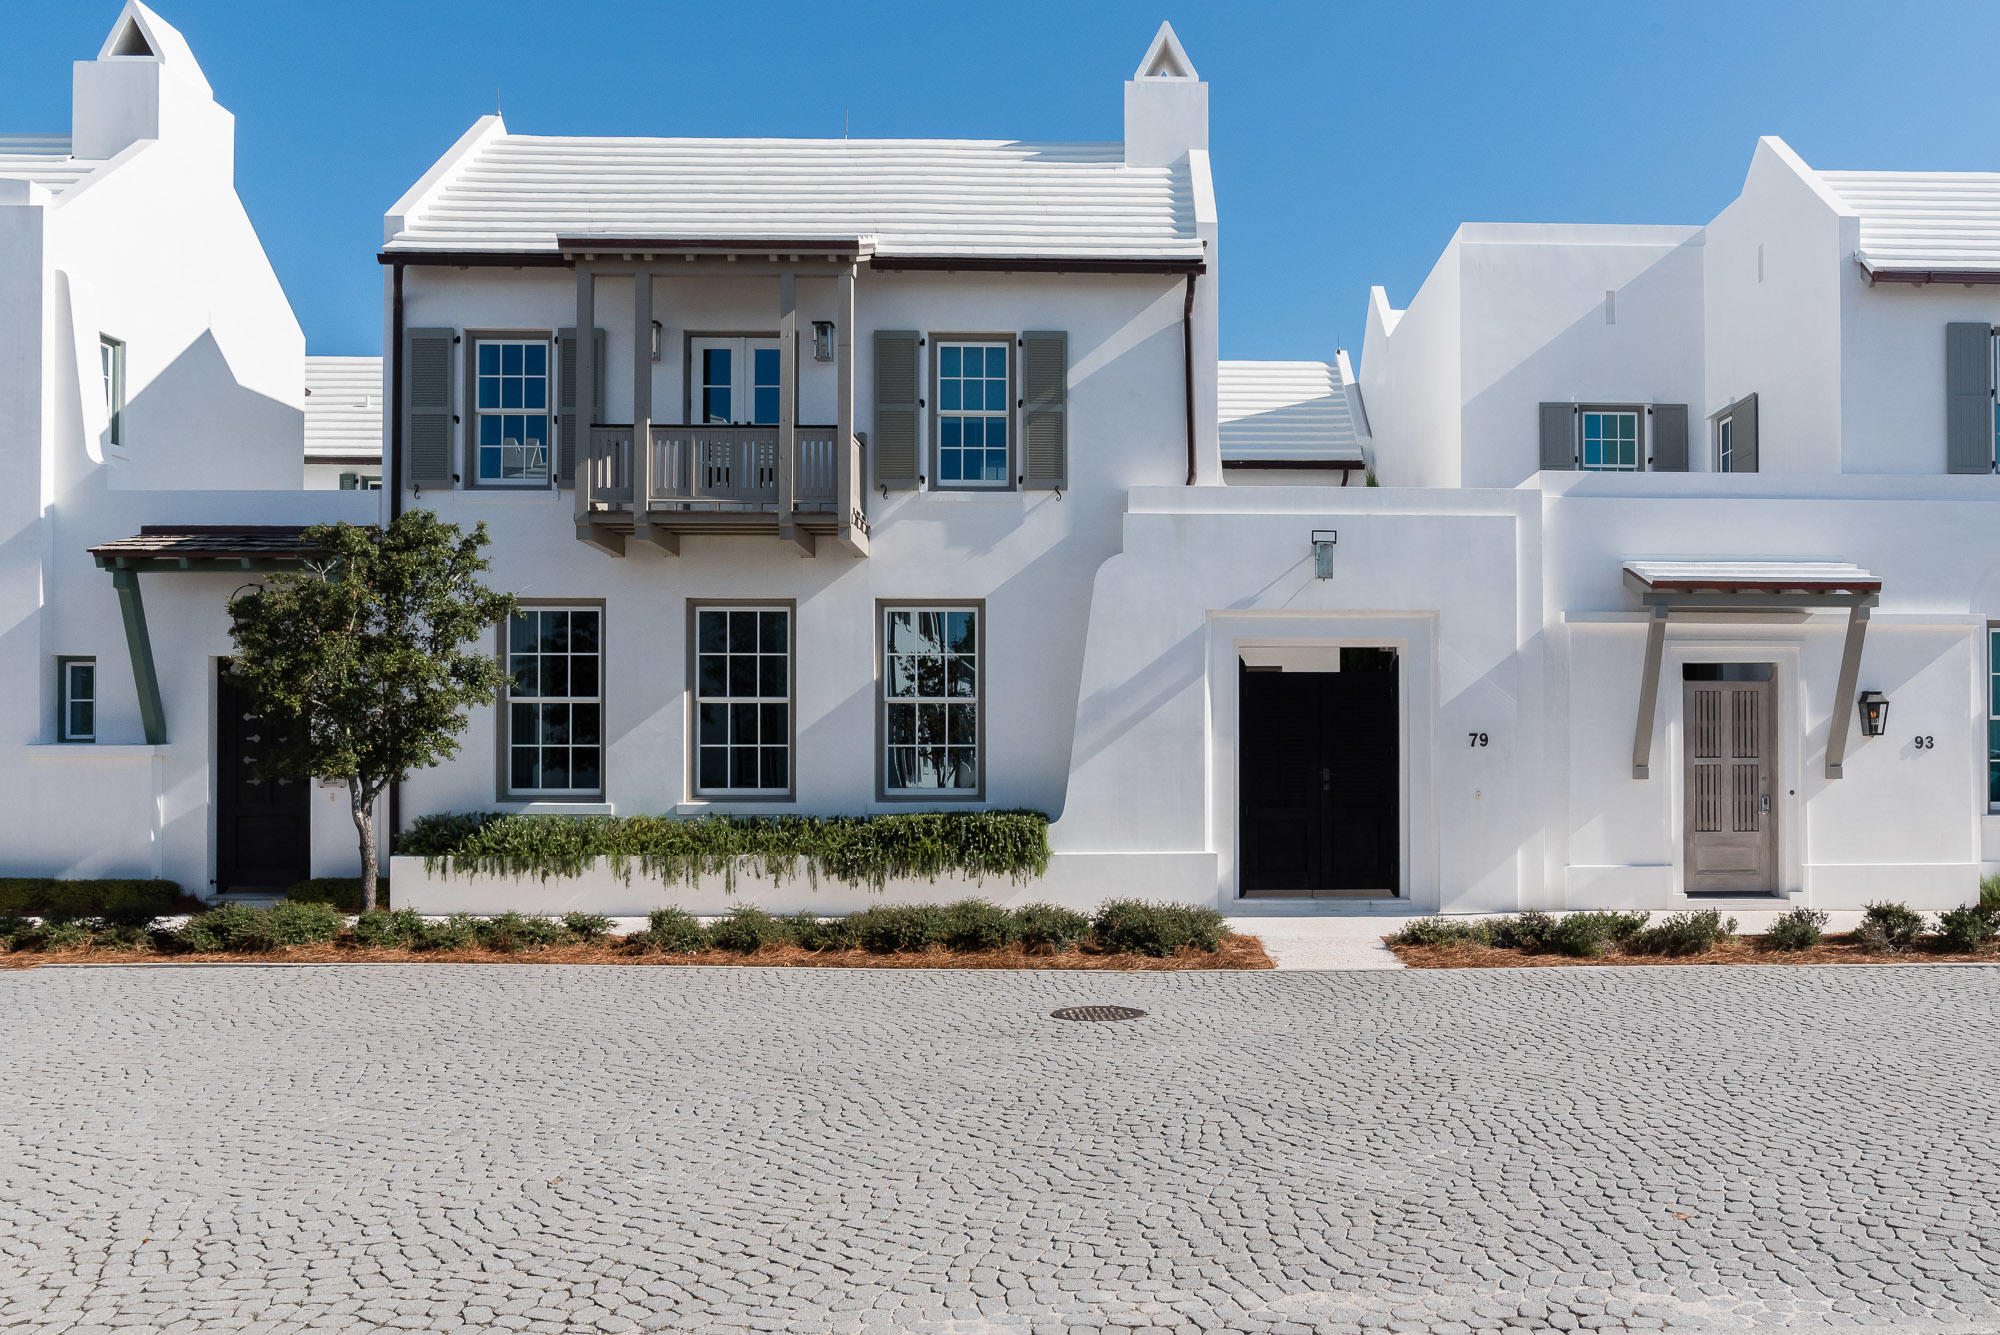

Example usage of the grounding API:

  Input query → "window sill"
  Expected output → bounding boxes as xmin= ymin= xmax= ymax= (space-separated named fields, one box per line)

xmin=20 ymin=742 xmax=168 ymax=757
xmin=675 ymin=800 xmax=800 ymax=815
xmin=414 ymin=488 xmax=561 ymax=502
xmin=866 ymin=798 xmax=989 ymax=814
xmin=496 ymin=799 xmax=613 ymax=814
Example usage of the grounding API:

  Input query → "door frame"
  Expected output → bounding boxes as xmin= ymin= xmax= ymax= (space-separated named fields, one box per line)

xmin=685 ymin=333 xmax=781 ymax=425
xmin=1210 ymin=614 xmax=1437 ymax=910
xmin=1665 ymin=638 xmax=1804 ymax=902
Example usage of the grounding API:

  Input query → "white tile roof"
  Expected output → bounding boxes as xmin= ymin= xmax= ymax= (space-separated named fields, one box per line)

xmin=304 ymin=357 xmax=383 ymax=463
xmin=1817 ymin=171 xmax=2000 ymax=273
xmin=385 ymin=134 xmax=1201 ymax=261
xmin=0 ymin=135 xmax=105 ymax=196
xmin=1218 ymin=361 xmax=1365 ymax=463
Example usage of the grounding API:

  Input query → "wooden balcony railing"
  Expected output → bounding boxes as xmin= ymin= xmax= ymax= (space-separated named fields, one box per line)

xmin=586 ymin=425 xmax=849 ymax=510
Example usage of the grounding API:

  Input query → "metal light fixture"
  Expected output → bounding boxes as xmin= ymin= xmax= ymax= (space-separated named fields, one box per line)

xmin=1857 ymin=690 xmax=1889 ymax=738
xmin=1311 ymin=529 xmax=1338 ymax=580
xmin=650 ymin=320 xmax=663 ymax=362
xmin=812 ymin=320 xmax=836 ymax=362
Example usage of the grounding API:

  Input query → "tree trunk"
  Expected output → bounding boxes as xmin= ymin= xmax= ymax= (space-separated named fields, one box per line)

xmin=350 ymin=779 xmax=378 ymax=913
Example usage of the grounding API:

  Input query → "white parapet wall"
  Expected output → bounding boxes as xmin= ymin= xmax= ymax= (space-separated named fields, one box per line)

xmin=388 ymin=851 xmax=1221 ymax=917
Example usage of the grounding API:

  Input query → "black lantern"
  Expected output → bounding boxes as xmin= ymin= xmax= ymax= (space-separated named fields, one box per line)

xmin=1857 ymin=690 xmax=1889 ymax=738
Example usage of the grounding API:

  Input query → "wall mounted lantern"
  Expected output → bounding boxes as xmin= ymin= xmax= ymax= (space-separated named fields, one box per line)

xmin=650 ymin=320 xmax=664 ymax=362
xmin=1311 ymin=529 xmax=1338 ymax=580
xmin=812 ymin=320 xmax=836 ymax=362
xmin=1857 ymin=690 xmax=1889 ymax=738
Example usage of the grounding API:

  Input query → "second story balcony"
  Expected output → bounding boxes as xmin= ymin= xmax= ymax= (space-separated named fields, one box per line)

xmin=583 ymin=422 xmax=863 ymax=533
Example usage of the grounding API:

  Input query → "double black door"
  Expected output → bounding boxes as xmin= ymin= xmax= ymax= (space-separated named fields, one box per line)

xmin=1239 ymin=650 xmax=1399 ymax=896
xmin=216 ymin=667 xmax=311 ymax=893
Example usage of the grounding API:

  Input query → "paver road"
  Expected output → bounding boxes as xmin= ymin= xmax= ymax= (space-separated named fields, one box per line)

xmin=3 ymin=962 xmax=1999 ymax=1333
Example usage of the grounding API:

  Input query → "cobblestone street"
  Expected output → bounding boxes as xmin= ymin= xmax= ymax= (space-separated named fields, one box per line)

xmin=4 ymin=962 xmax=1999 ymax=1333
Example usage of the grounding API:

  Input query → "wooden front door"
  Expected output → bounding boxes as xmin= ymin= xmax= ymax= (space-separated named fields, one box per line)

xmin=216 ymin=667 xmax=311 ymax=893
xmin=1682 ymin=665 xmax=1778 ymax=896
xmin=1239 ymin=650 xmax=1400 ymax=897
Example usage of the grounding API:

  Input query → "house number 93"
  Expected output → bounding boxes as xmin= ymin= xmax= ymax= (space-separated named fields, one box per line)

xmin=1914 ymin=735 xmax=1935 ymax=749
xmin=1468 ymin=732 xmax=1490 ymax=748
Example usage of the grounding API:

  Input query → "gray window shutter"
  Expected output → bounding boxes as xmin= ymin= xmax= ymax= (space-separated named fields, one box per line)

xmin=1651 ymin=404 xmax=1688 ymax=471
xmin=404 ymin=326 xmax=455 ymax=487
xmin=1946 ymin=321 xmax=1993 ymax=475
xmin=874 ymin=329 xmax=921 ymax=490
xmin=556 ymin=327 xmax=607 ymax=487
xmin=1538 ymin=403 xmax=1575 ymax=470
xmin=1733 ymin=393 xmax=1759 ymax=473
xmin=1020 ymin=331 xmax=1068 ymax=490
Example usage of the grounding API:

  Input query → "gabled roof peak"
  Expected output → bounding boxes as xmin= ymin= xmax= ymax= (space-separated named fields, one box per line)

xmin=95 ymin=2 xmax=210 ymax=97
xmin=1134 ymin=22 xmax=1198 ymax=81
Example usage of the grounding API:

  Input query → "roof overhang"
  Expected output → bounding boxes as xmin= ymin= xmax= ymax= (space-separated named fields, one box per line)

xmin=377 ymin=246 xmax=1206 ymax=275
xmin=89 ymin=525 xmax=335 ymax=572
xmin=1220 ymin=458 xmax=1365 ymax=470
xmin=1859 ymin=257 xmax=2000 ymax=286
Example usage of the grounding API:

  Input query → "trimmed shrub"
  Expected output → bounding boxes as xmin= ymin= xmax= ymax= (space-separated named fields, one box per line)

xmin=1091 ymin=900 xmax=1227 ymax=957
xmin=0 ymin=878 xmax=195 ymax=925
xmin=783 ymin=912 xmax=854 ymax=951
xmin=351 ymin=908 xmax=425 ymax=948
xmin=173 ymin=903 xmax=275 ymax=953
xmin=1388 ymin=916 xmax=1493 ymax=948
xmin=1938 ymin=904 xmax=1999 ymax=954
xmin=1014 ymin=902 xmax=1092 ymax=953
xmin=415 ymin=914 xmax=480 ymax=952
xmin=89 ymin=922 xmax=152 ymax=952
xmin=640 ymin=907 xmax=708 ymax=954
xmin=401 ymin=809 xmax=1052 ymax=891
xmin=265 ymin=900 xmax=344 ymax=947
xmin=1629 ymin=909 xmax=1736 ymax=956
xmin=939 ymin=899 xmax=1018 ymax=952
xmin=284 ymin=878 xmax=389 ymax=913
xmin=475 ymin=912 xmax=566 ymax=953
xmin=1762 ymin=907 xmax=1828 ymax=952
xmin=851 ymin=904 xmax=948 ymax=954
xmin=561 ymin=911 xmax=614 ymax=943
xmin=1859 ymin=901 xmax=1927 ymax=952
xmin=708 ymin=905 xmax=788 ymax=953
xmin=1488 ymin=911 xmax=1558 ymax=952
xmin=1545 ymin=911 xmax=1650 ymax=958
xmin=16 ymin=918 xmax=92 ymax=952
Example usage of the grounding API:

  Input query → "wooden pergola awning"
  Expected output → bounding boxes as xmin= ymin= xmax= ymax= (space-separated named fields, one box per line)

xmin=1623 ymin=560 xmax=1882 ymax=783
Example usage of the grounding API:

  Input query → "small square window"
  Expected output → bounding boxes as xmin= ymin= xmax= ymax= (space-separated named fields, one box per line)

xmin=60 ymin=658 xmax=95 ymax=742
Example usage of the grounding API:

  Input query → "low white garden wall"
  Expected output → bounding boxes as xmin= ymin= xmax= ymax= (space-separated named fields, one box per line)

xmin=388 ymin=851 xmax=1221 ymax=917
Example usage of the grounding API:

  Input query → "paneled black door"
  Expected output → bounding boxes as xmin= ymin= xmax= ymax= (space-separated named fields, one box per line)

xmin=1239 ymin=650 xmax=1399 ymax=896
xmin=216 ymin=667 xmax=311 ymax=893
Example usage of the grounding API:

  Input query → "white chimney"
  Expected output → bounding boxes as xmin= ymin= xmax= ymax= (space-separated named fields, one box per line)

xmin=1124 ymin=22 xmax=1207 ymax=167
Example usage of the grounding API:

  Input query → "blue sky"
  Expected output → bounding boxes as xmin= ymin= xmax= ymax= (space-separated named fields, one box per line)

xmin=8 ymin=2 xmax=2000 ymax=361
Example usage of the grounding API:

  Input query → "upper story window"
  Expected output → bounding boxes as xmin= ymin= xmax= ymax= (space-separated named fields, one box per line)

xmin=1716 ymin=415 xmax=1734 ymax=472
xmin=474 ymin=339 xmax=550 ymax=485
xmin=935 ymin=342 xmax=1011 ymax=487
xmin=100 ymin=336 xmax=125 ymax=447
xmin=504 ymin=606 xmax=601 ymax=797
xmin=1580 ymin=409 xmax=1640 ymax=471
xmin=59 ymin=658 xmax=95 ymax=743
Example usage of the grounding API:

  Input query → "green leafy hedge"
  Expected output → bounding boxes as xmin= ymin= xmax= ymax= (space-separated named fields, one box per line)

xmin=400 ymin=810 xmax=1052 ymax=890
xmin=0 ymin=878 xmax=198 ymax=924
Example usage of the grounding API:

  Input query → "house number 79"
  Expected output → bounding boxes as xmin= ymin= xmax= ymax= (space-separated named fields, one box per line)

xmin=1468 ymin=732 xmax=1489 ymax=748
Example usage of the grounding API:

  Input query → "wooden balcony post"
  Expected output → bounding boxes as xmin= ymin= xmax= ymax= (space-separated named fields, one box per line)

xmin=777 ymin=270 xmax=809 ymax=555
xmin=632 ymin=270 xmax=670 ymax=552
xmin=573 ymin=265 xmax=595 ymax=526
xmin=835 ymin=264 xmax=859 ymax=553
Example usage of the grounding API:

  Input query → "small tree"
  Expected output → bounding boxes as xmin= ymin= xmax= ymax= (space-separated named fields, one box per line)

xmin=226 ymin=511 xmax=517 ymax=911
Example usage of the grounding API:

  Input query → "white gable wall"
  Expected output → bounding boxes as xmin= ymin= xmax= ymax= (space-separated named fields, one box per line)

xmin=1360 ymin=245 xmax=1462 ymax=488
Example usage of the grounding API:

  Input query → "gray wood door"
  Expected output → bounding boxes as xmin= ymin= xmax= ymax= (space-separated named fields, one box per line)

xmin=1682 ymin=668 xmax=1777 ymax=895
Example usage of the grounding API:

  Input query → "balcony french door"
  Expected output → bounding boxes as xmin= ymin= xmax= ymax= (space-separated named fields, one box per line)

xmin=691 ymin=337 xmax=781 ymax=426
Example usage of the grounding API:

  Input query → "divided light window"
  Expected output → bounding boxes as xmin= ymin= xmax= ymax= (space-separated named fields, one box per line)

xmin=936 ymin=342 xmax=1010 ymax=487
xmin=693 ymin=606 xmax=791 ymax=795
xmin=59 ymin=658 xmax=95 ymax=743
xmin=882 ymin=606 xmax=980 ymax=795
xmin=506 ymin=607 xmax=601 ymax=797
xmin=475 ymin=339 xmax=551 ymax=485
xmin=1716 ymin=414 xmax=1734 ymax=473
xmin=100 ymin=336 xmax=124 ymax=447
xmin=1989 ymin=626 xmax=2000 ymax=810
xmin=1580 ymin=409 xmax=1640 ymax=471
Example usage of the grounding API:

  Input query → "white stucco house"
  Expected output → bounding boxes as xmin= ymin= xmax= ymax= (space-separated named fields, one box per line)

xmin=1 ymin=3 xmax=375 ymax=893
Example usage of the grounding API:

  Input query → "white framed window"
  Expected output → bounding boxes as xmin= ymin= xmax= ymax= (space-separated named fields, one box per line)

xmin=1989 ymin=626 xmax=2000 ymax=811
xmin=1716 ymin=414 xmax=1734 ymax=473
xmin=100 ymin=336 xmax=125 ymax=447
xmin=935 ymin=341 xmax=1010 ymax=487
xmin=690 ymin=337 xmax=781 ymax=425
xmin=693 ymin=605 xmax=791 ymax=795
xmin=881 ymin=605 xmax=980 ymax=795
xmin=59 ymin=658 xmax=95 ymax=743
xmin=474 ymin=338 xmax=551 ymax=484
xmin=338 ymin=472 xmax=382 ymax=491
xmin=505 ymin=606 xmax=602 ymax=797
xmin=1580 ymin=409 xmax=1640 ymax=471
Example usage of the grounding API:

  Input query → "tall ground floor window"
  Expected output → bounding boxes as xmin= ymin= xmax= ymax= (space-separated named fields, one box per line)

xmin=505 ymin=605 xmax=602 ymax=797
xmin=881 ymin=604 xmax=981 ymax=796
xmin=1989 ymin=626 xmax=2000 ymax=808
xmin=693 ymin=604 xmax=791 ymax=795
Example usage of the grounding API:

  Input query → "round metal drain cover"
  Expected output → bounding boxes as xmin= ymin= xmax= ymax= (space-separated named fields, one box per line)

xmin=1050 ymin=1005 xmax=1147 ymax=1023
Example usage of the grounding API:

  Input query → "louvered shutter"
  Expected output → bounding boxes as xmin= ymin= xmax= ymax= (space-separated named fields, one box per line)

xmin=1732 ymin=393 xmax=1759 ymax=473
xmin=874 ymin=329 xmax=921 ymax=490
xmin=1538 ymin=403 xmax=1575 ymax=470
xmin=1651 ymin=404 xmax=1689 ymax=471
xmin=556 ymin=327 xmax=607 ymax=486
xmin=1020 ymin=330 xmax=1068 ymax=490
xmin=404 ymin=327 xmax=455 ymax=487
xmin=1946 ymin=321 xmax=1993 ymax=475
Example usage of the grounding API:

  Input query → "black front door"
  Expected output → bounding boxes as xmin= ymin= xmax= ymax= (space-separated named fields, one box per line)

xmin=216 ymin=667 xmax=311 ymax=893
xmin=1239 ymin=649 xmax=1399 ymax=896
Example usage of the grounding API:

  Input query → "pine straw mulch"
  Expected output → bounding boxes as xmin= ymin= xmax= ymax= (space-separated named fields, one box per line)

xmin=1389 ymin=935 xmax=2000 ymax=969
xmin=4 ymin=934 xmax=1273 ymax=972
